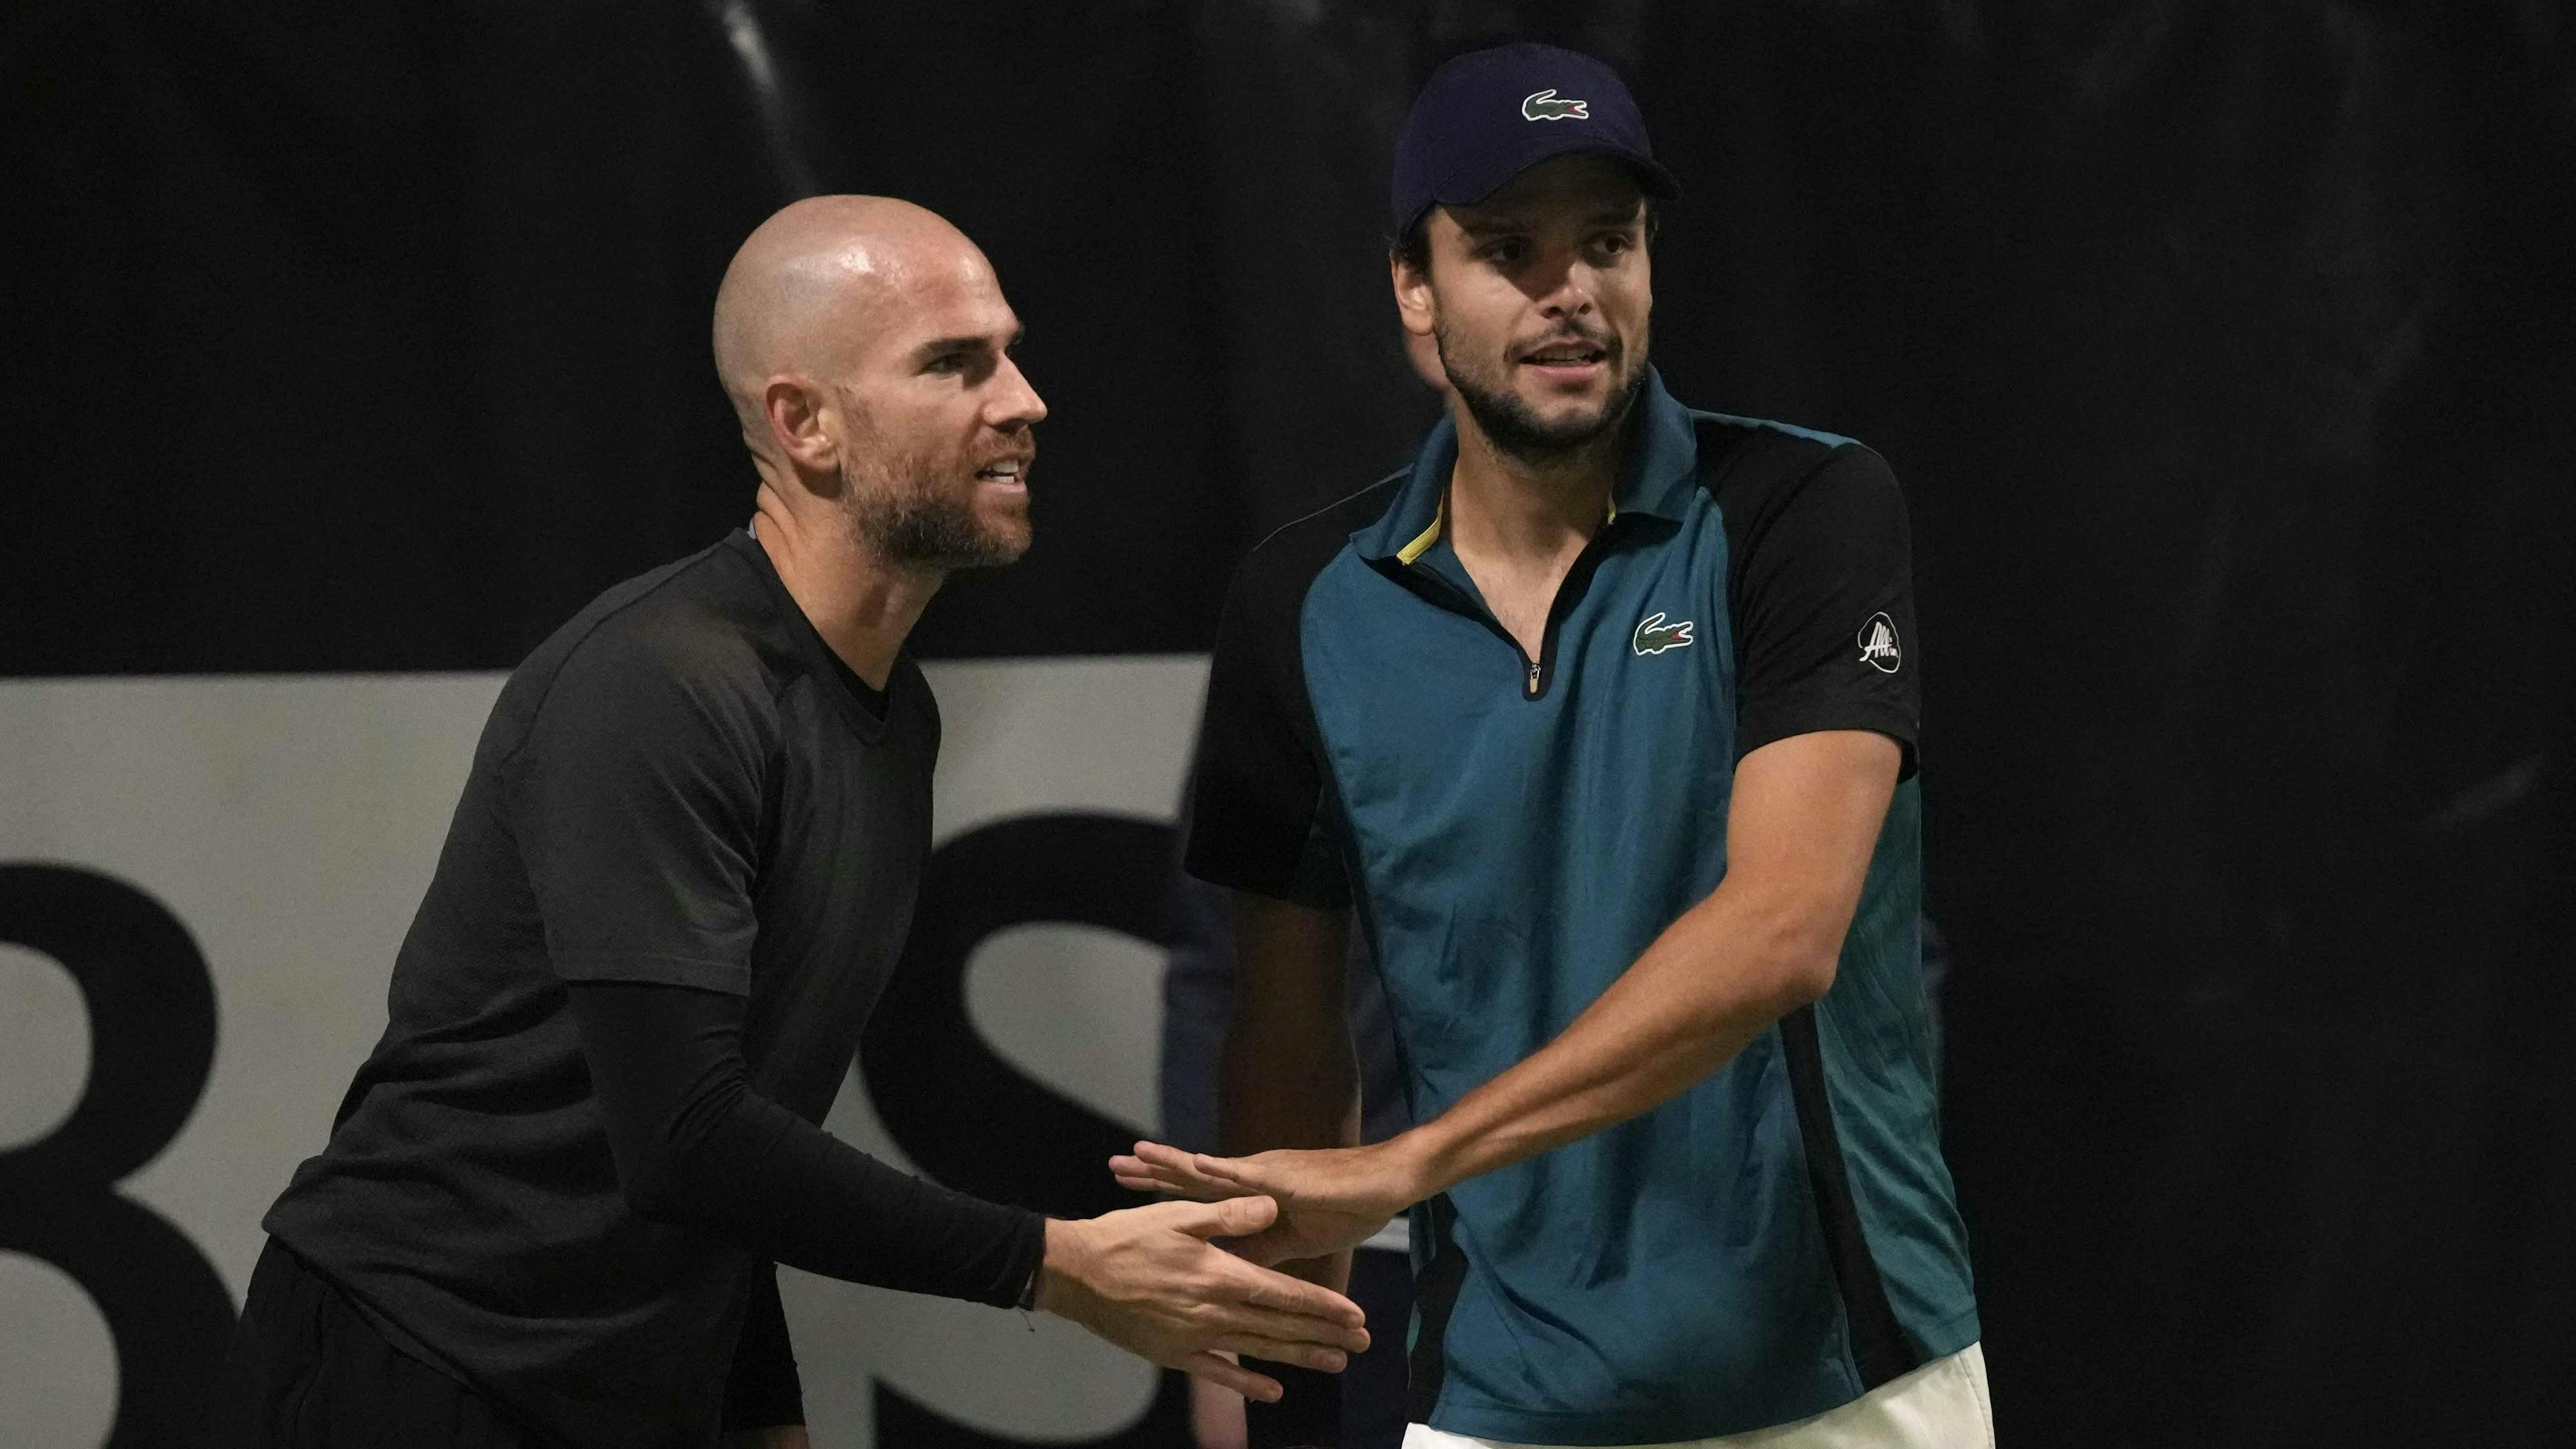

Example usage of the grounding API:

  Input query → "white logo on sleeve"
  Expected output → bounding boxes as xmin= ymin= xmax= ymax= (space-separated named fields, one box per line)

xmin=1858 ymin=612 xmax=1902 ymax=672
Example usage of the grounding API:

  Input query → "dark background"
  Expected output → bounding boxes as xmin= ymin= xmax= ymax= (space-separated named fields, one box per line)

xmin=7 ymin=1 xmax=2574 ymax=1444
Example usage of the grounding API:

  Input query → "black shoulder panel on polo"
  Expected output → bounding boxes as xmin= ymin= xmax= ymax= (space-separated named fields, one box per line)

xmin=1698 ymin=423 xmax=1922 ymax=780
xmin=1185 ymin=476 xmax=1406 ymax=908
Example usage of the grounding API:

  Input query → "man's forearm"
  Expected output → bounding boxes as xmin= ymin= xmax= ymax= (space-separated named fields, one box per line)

xmin=569 ymin=981 xmax=1044 ymax=1303
xmin=1220 ymin=1013 xmax=1361 ymax=1158
xmin=1142 ymin=735 xmax=1902 ymax=1271
xmin=1220 ymin=1000 xmax=1360 ymax=1288
xmin=1399 ymin=876 xmax=1843 ymax=1197
xmin=1220 ymin=894 xmax=1360 ymax=1287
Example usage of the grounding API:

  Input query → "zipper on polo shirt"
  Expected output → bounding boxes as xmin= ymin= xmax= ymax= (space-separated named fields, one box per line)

xmin=1523 ymin=526 xmax=1620 ymax=700
xmin=1399 ymin=517 xmax=1622 ymax=702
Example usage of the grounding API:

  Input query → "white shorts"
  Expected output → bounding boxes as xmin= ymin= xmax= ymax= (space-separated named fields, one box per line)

xmin=1402 ymin=1342 xmax=1992 ymax=1449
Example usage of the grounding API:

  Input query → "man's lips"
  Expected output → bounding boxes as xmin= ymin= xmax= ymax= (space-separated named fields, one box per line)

xmin=1517 ymin=342 xmax=1609 ymax=364
xmin=1513 ymin=337 xmax=1613 ymax=378
xmin=973 ymin=456 xmax=1033 ymax=486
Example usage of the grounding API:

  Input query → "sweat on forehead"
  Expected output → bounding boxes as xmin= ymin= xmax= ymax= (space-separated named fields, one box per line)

xmin=710 ymin=195 xmax=994 ymax=392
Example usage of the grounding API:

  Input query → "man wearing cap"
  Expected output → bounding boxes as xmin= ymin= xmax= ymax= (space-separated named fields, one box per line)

xmin=1116 ymin=42 xmax=1988 ymax=1449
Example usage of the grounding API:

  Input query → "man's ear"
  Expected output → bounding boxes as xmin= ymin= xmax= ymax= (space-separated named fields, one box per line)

xmin=762 ymin=377 xmax=839 ymax=482
xmin=1391 ymin=252 xmax=1436 ymax=341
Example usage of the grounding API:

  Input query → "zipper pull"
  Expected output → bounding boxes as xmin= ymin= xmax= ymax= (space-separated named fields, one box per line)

xmin=1526 ymin=661 xmax=1542 ymax=696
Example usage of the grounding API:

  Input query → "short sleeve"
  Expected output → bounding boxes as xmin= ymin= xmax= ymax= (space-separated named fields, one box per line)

xmin=508 ymin=627 xmax=767 ymax=993
xmin=1184 ymin=553 xmax=1351 ymax=908
xmin=1727 ymin=444 xmax=1922 ymax=779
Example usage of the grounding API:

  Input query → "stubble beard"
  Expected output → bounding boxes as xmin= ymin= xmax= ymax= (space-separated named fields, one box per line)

xmin=838 ymin=435 xmax=1030 ymax=572
xmin=1435 ymin=315 xmax=1648 ymax=467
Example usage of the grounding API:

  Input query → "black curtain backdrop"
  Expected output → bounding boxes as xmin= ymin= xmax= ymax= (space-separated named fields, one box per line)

xmin=7 ymin=2 xmax=2574 ymax=1444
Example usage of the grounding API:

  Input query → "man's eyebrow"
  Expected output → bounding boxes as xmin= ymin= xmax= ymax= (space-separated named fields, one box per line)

xmin=912 ymin=329 xmax=1022 ymax=360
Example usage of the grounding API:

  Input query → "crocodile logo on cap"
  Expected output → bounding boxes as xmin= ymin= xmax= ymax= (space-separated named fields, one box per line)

xmin=1521 ymin=89 xmax=1591 ymax=121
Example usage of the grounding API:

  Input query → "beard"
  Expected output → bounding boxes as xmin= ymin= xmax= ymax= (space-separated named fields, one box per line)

xmin=851 ymin=472 xmax=1027 ymax=569
xmin=837 ymin=421 xmax=1031 ymax=570
xmin=1436 ymin=318 xmax=1648 ymax=466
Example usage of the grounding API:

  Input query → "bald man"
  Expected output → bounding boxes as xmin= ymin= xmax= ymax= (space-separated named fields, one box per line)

xmin=213 ymin=197 xmax=1368 ymax=1449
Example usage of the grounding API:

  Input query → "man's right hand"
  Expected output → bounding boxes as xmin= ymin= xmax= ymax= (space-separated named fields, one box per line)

xmin=1034 ymin=1197 xmax=1369 ymax=1403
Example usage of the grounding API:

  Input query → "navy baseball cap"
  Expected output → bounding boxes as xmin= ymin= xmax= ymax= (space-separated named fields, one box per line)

xmin=1390 ymin=41 xmax=1678 ymax=238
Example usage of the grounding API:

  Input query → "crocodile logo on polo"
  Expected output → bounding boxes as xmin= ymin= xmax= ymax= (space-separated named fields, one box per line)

xmin=1521 ymin=89 xmax=1591 ymax=121
xmin=1632 ymin=611 xmax=1695 ymax=656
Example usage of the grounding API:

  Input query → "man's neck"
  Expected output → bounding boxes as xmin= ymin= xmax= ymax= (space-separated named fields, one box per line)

xmin=1444 ymin=400 xmax=1627 ymax=568
xmin=749 ymin=481 xmax=943 ymax=692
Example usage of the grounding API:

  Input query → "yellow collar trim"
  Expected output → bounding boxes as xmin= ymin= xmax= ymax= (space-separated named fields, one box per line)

xmin=1391 ymin=490 xmax=1617 ymax=568
xmin=1395 ymin=490 xmax=1446 ymax=565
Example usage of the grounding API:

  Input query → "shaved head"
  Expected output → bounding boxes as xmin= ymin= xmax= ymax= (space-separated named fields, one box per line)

xmin=714 ymin=195 xmax=983 ymax=428
xmin=714 ymin=195 xmax=1042 ymax=570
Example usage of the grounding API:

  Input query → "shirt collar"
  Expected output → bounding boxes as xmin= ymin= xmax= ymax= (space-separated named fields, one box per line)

xmin=1353 ymin=366 xmax=1702 ymax=563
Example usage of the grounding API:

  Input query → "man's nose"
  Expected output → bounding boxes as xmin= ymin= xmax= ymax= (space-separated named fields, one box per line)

xmin=987 ymin=354 xmax=1047 ymax=431
xmin=1534 ymin=256 xmax=1599 ymax=321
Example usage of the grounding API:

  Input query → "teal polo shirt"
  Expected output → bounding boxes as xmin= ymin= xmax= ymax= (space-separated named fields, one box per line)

xmin=1186 ymin=369 xmax=1978 ymax=1444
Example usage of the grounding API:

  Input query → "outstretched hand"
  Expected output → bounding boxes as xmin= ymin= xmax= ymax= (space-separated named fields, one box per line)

xmin=1110 ymin=1140 xmax=1430 ymax=1267
xmin=1037 ymin=1195 xmax=1370 ymax=1403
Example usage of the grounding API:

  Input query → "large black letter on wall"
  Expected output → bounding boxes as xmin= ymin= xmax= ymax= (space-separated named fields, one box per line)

xmin=0 ymin=865 xmax=235 ymax=1447
xmin=861 ymin=813 xmax=1188 ymax=1447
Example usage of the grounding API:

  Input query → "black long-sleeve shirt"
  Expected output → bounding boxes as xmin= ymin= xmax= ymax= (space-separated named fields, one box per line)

xmin=266 ymin=532 xmax=1040 ymax=1448
xmin=568 ymin=979 xmax=1044 ymax=1426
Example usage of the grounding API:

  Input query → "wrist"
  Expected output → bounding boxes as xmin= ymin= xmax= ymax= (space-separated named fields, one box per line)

xmin=1016 ymin=1243 xmax=1043 ymax=1311
xmin=1383 ymin=1125 xmax=1456 ymax=1205
xmin=1032 ymin=1216 xmax=1089 ymax=1318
